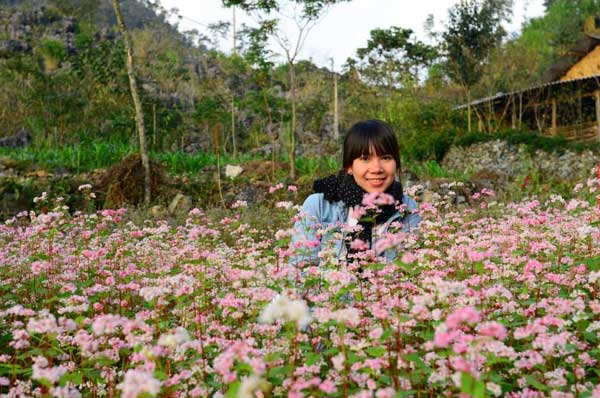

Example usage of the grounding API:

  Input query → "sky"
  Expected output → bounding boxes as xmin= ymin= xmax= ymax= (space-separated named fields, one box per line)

xmin=160 ymin=0 xmax=546 ymax=70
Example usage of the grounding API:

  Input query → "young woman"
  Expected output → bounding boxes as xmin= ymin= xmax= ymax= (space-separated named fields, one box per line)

xmin=290 ymin=119 xmax=420 ymax=266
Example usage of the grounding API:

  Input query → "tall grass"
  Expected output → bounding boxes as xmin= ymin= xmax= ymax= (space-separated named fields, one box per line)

xmin=295 ymin=155 xmax=339 ymax=177
xmin=0 ymin=143 xmax=337 ymax=177
xmin=410 ymin=160 xmax=470 ymax=180
xmin=0 ymin=142 xmax=135 ymax=172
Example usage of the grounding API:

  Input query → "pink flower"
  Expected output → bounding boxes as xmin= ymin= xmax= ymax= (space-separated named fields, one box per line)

xmin=478 ymin=322 xmax=508 ymax=340
xmin=319 ymin=379 xmax=337 ymax=394
xmin=434 ymin=330 xmax=459 ymax=348
xmin=362 ymin=192 xmax=396 ymax=207
xmin=269 ymin=183 xmax=284 ymax=194
xmin=376 ymin=388 xmax=395 ymax=398
xmin=449 ymin=356 xmax=473 ymax=373
xmin=445 ymin=307 xmax=480 ymax=329
xmin=116 ymin=369 xmax=161 ymax=398
xmin=31 ymin=356 xmax=68 ymax=385
xmin=350 ymin=239 xmax=369 ymax=251
xmin=401 ymin=252 xmax=416 ymax=264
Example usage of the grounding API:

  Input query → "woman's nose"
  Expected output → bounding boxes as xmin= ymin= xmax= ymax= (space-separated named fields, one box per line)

xmin=371 ymin=157 xmax=383 ymax=171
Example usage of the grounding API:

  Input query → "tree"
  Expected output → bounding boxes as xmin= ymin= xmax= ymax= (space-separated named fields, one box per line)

xmin=112 ymin=0 xmax=151 ymax=204
xmin=354 ymin=27 xmax=437 ymax=90
xmin=223 ymin=0 xmax=350 ymax=180
xmin=441 ymin=0 xmax=512 ymax=132
xmin=523 ymin=0 xmax=600 ymax=60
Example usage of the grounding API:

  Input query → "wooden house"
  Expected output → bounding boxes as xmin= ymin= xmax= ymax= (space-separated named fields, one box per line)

xmin=459 ymin=16 xmax=600 ymax=142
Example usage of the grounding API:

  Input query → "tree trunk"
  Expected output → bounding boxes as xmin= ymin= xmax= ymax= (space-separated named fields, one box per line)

xmin=231 ymin=96 xmax=237 ymax=158
xmin=333 ymin=67 xmax=339 ymax=141
xmin=112 ymin=0 xmax=151 ymax=205
xmin=289 ymin=61 xmax=297 ymax=180
xmin=467 ymin=89 xmax=472 ymax=133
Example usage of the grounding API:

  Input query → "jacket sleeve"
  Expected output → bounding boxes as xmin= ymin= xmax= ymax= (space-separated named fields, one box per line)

xmin=402 ymin=195 xmax=422 ymax=233
xmin=289 ymin=193 xmax=324 ymax=266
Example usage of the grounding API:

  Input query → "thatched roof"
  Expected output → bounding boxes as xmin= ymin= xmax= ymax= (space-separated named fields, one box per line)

xmin=541 ymin=33 xmax=600 ymax=83
xmin=455 ymin=31 xmax=600 ymax=111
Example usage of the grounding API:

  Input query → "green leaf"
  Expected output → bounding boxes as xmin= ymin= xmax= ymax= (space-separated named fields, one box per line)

xmin=460 ymin=372 xmax=475 ymax=395
xmin=583 ymin=256 xmax=600 ymax=271
xmin=304 ymin=352 xmax=322 ymax=366
xmin=59 ymin=371 xmax=83 ymax=386
xmin=225 ymin=381 xmax=241 ymax=398
xmin=324 ymin=347 xmax=340 ymax=356
xmin=154 ymin=370 xmax=168 ymax=381
xmin=394 ymin=390 xmax=418 ymax=398
xmin=37 ymin=377 xmax=53 ymax=388
xmin=346 ymin=352 xmax=361 ymax=365
xmin=235 ymin=362 xmax=253 ymax=375
xmin=473 ymin=379 xmax=486 ymax=398
xmin=365 ymin=346 xmax=386 ymax=358
xmin=403 ymin=354 xmax=432 ymax=374
xmin=526 ymin=375 xmax=549 ymax=392
xmin=473 ymin=261 xmax=484 ymax=275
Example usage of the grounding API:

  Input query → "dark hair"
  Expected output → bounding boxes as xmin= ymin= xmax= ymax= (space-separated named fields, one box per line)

xmin=342 ymin=119 xmax=401 ymax=171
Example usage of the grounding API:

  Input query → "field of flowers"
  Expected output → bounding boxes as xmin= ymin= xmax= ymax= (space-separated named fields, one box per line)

xmin=2 ymin=179 xmax=600 ymax=398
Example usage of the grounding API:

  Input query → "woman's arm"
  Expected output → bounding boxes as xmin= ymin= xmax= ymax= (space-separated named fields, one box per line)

xmin=289 ymin=193 xmax=325 ymax=267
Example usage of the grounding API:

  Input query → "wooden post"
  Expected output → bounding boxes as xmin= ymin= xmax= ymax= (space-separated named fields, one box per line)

xmin=596 ymin=90 xmax=600 ymax=141
xmin=511 ymin=97 xmax=516 ymax=129
xmin=551 ymin=98 xmax=557 ymax=136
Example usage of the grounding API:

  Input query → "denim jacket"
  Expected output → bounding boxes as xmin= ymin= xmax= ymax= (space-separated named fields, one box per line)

xmin=290 ymin=193 xmax=420 ymax=265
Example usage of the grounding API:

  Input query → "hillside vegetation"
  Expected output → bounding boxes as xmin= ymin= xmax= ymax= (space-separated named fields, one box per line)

xmin=0 ymin=0 xmax=597 ymax=160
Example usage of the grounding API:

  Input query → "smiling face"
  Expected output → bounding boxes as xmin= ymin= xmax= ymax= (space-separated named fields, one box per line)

xmin=348 ymin=147 xmax=397 ymax=193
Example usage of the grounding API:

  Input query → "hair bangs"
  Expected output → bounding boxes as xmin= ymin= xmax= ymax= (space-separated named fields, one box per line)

xmin=342 ymin=120 xmax=400 ymax=170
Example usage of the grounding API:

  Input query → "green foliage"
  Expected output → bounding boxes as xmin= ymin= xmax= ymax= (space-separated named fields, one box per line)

xmin=442 ymin=0 xmax=512 ymax=88
xmin=353 ymin=27 xmax=437 ymax=87
xmin=295 ymin=155 xmax=338 ymax=178
xmin=381 ymin=92 xmax=461 ymax=162
xmin=518 ymin=0 xmax=600 ymax=78
xmin=411 ymin=160 xmax=470 ymax=179
xmin=38 ymin=38 xmax=66 ymax=62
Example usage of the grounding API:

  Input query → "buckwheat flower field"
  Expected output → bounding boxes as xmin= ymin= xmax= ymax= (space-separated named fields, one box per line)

xmin=2 ymin=178 xmax=600 ymax=398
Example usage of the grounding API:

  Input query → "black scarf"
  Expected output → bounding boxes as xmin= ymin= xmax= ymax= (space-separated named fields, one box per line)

xmin=313 ymin=171 xmax=403 ymax=254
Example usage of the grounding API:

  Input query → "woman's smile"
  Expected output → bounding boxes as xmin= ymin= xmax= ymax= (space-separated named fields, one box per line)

xmin=348 ymin=151 xmax=397 ymax=193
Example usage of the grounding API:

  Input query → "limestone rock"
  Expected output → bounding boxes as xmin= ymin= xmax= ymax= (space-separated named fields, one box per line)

xmin=225 ymin=164 xmax=244 ymax=179
xmin=168 ymin=193 xmax=192 ymax=216
xmin=150 ymin=205 xmax=167 ymax=219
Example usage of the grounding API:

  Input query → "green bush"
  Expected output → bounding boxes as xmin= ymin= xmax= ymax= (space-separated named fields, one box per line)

xmin=38 ymin=39 xmax=67 ymax=62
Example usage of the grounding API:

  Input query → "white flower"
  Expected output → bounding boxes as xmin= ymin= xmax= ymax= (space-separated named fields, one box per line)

xmin=331 ymin=308 xmax=361 ymax=327
xmin=117 ymin=369 xmax=161 ymax=398
xmin=139 ymin=286 xmax=171 ymax=302
xmin=237 ymin=375 xmax=269 ymax=398
xmin=231 ymin=200 xmax=248 ymax=209
xmin=275 ymin=201 xmax=293 ymax=210
xmin=486 ymin=382 xmax=502 ymax=397
xmin=259 ymin=295 xmax=311 ymax=329
xmin=31 ymin=356 xmax=68 ymax=385
xmin=50 ymin=386 xmax=82 ymax=398
xmin=331 ymin=353 xmax=345 ymax=371
xmin=589 ymin=271 xmax=600 ymax=284
xmin=157 ymin=327 xmax=191 ymax=350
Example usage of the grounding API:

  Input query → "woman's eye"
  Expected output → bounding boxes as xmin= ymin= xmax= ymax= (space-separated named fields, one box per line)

xmin=360 ymin=155 xmax=369 ymax=161
xmin=382 ymin=155 xmax=393 ymax=160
